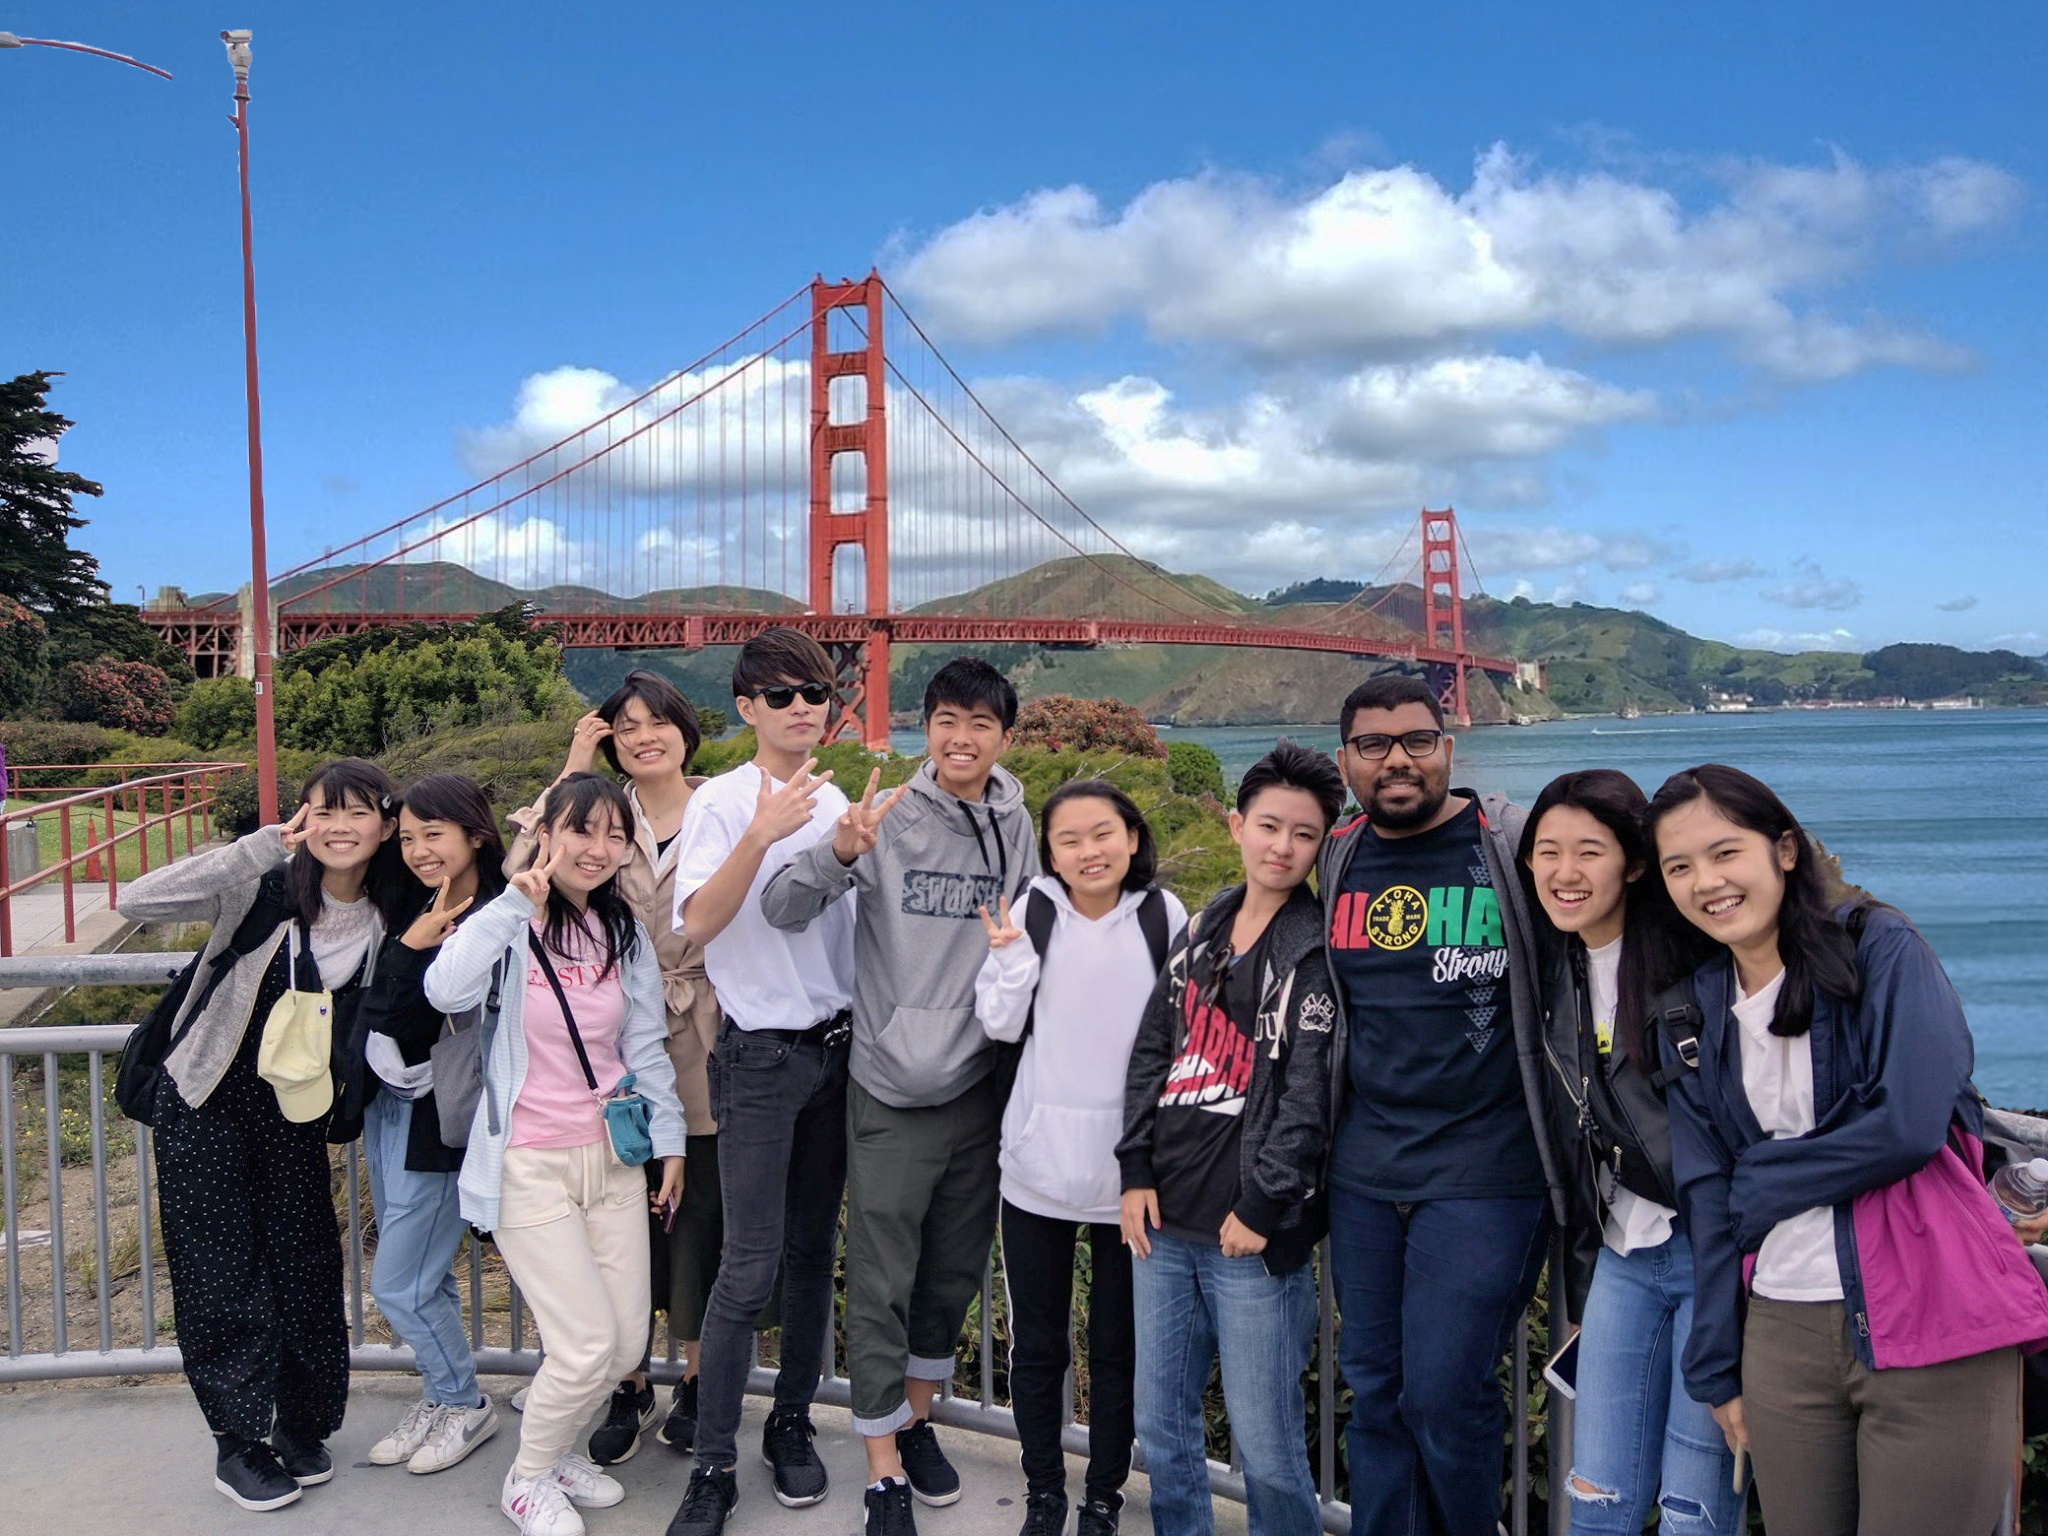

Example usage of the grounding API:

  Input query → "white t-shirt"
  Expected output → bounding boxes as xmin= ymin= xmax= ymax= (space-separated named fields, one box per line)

xmin=1735 ymin=969 xmax=1845 ymax=1301
xmin=670 ymin=761 xmax=855 ymax=1032
xmin=1586 ymin=936 xmax=1676 ymax=1256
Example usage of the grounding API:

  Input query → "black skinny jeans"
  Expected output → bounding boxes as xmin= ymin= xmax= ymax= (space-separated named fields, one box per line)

xmin=1001 ymin=1199 xmax=1136 ymax=1505
xmin=693 ymin=1020 xmax=849 ymax=1468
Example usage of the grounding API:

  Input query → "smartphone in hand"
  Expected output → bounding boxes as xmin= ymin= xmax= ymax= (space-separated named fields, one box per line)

xmin=1543 ymin=1329 xmax=1580 ymax=1401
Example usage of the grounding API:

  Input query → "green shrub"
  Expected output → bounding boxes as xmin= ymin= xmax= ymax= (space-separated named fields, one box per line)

xmin=0 ymin=719 xmax=119 ymax=788
xmin=1011 ymin=695 xmax=1167 ymax=759
xmin=0 ymin=596 xmax=48 ymax=715
xmin=212 ymin=751 xmax=319 ymax=837
xmin=173 ymin=677 xmax=257 ymax=750
xmin=48 ymin=658 xmax=177 ymax=734
xmin=1165 ymin=740 xmax=1225 ymax=801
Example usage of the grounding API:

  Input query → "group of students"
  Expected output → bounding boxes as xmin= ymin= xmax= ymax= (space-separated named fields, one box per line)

xmin=120 ymin=632 xmax=2048 ymax=1536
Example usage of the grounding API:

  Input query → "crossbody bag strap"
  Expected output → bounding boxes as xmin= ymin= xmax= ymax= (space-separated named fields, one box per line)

xmin=527 ymin=931 xmax=600 ymax=1094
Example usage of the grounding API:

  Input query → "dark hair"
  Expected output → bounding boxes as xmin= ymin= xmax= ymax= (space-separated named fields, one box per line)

xmin=732 ymin=627 xmax=835 ymax=699
xmin=1237 ymin=739 xmax=1345 ymax=828
xmin=534 ymin=772 xmax=640 ymax=980
xmin=923 ymin=656 xmax=1019 ymax=731
xmin=1644 ymin=763 xmax=1862 ymax=1037
xmin=398 ymin=773 xmax=507 ymax=906
xmin=1517 ymin=769 xmax=1704 ymax=1069
xmin=290 ymin=758 xmax=413 ymax=937
xmin=596 ymin=669 xmax=701 ymax=773
xmin=1339 ymin=672 xmax=1446 ymax=741
xmin=1039 ymin=779 xmax=1159 ymax=893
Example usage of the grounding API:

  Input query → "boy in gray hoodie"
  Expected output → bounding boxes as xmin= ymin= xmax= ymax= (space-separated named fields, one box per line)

xmin=761 ymin=657 xmax=1037 ymax=1536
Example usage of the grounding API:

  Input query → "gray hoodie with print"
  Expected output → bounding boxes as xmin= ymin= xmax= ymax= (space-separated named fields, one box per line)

xmin=760 ymin=759 xmax=1037 ymax=1109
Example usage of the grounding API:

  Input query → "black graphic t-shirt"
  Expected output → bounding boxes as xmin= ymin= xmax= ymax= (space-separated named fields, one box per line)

xmin=1151 ymin=925 xmax=1270 ymax=1243
xmin=1327 ymin=801 xmax=1543 ymax=1200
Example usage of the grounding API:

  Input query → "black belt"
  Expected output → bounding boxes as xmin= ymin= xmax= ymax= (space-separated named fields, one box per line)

xmin=746 ymin=1009 xmax=852 ymax=1049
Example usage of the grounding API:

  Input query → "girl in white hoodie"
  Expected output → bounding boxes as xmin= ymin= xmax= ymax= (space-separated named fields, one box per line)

xmin=977 ymin=781 xmax=1187 ymax=1536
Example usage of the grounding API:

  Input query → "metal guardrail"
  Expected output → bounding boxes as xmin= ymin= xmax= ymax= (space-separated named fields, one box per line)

xmin=1 ymin=953 xmax=1553 ymax=1536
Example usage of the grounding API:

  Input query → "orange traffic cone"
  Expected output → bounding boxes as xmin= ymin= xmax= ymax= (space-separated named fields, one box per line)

xmin=83 ymin=817 xmax=104 ymax=882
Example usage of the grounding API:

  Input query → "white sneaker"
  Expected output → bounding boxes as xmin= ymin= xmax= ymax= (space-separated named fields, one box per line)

xmin=411 ymin=1397 xmax=500 ymax=1474
xmin=511 ymin=1385 xmax=529 ymax=1412
xmin=368 ymin=1400 xmax=442 ymax=1466
xmin=550 ymin=1451 xmax=625 ymax=1509
xmin=502 ymin=1467 xmax=585 ymax=1536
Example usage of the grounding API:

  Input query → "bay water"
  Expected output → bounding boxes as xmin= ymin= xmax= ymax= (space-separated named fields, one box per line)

xmin=903 ymin=708 xmax=2048 ymax=1108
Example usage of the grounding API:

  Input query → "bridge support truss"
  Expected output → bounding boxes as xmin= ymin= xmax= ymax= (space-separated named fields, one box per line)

xmin=809 ymin=272 xmax=892 ymax=750
xmin=1420 ymin=507 xmax=1471 ymax=728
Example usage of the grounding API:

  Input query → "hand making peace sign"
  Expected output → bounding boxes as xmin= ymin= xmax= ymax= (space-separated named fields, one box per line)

xmin=977 ymin=894 xmax=1024 ymax=950
xmin=748 ymin=758 xmax=834 ymax=847
xmin=401 ymin=877 xmax=475 ymax=951
xmin=831 ymin=767 xmax=908 ymax=866
xmin=509 ymin=829 xmax=566 ymax=905
xmin=277 ymin=802 xmax=312 ymax=853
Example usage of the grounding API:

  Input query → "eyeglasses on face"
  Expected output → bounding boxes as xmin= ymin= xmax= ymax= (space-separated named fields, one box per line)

xmin=1345 ymin=728 xmax=1445 ymax=760
xmin=754 ymin=682 xmax=833 ymax=711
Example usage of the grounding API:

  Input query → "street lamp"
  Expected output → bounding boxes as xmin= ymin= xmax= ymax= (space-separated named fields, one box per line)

xmin=0 ymin=32 xmax=173 ymax=79
xmin=222 ymin=28 xmax=280 ymax=827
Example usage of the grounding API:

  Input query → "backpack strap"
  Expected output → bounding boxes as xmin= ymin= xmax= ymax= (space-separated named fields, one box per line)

xmin=1018 ymin=891 xmax=1057 ymax=1046
xmin=1136 ymin=887 xmax=1170 ymax=973
xmin=1646 ymin=977 xmax=1705 ymax=1091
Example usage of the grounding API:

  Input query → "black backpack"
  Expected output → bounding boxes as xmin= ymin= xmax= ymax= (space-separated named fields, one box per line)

xmin=990 ymin=887 xmax=1172 ymax=1103
xmin=115 ymin=870 xmax=290 ymax=1126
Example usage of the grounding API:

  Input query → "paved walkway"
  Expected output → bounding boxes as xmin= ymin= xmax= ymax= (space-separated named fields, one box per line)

xmin=2 ymin=1376 xmax=1237 ymax=1536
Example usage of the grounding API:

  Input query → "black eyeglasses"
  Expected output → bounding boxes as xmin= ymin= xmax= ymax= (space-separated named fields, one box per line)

xmin=754 ymin=683 xmax=833 ymax=711
xmin=1345 ymin=728 xmax=1445 ymax=760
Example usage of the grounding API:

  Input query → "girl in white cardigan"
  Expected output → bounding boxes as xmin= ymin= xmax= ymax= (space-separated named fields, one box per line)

xmin=425 ymin=773 xmax=685 ymax=1536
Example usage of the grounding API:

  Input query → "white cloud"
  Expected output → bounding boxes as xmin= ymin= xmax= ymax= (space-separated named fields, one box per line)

xmin=1762 ymin=559 xmax=1862 ymax=612
xmin=1990 ymin=631 xmax=2046 ymax=649
xmin=1935 ymin=594 xmax=1980 ymax=612
xmin=1739 ymin=625 xmax=1860 ymax=652
xmin=1679 ymin=558 xmax=1767 ymax=584
xmin=897 ymin=145 xmax=2019 ymax=378
xmin=1622 ymin=582 xmax=1660 ymax=604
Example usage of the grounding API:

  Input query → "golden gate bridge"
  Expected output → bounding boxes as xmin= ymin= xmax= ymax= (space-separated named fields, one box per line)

xmin=142 ymin=272 xmax=1527 ymax=748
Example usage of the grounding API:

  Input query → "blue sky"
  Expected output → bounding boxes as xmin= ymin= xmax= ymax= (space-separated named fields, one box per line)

xmin=3 ymin=1 xmax=2042 ymax=655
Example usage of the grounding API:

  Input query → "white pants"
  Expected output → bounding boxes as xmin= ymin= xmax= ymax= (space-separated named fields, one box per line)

xmin=495 ymin=1141 xmax=650 ymax=1478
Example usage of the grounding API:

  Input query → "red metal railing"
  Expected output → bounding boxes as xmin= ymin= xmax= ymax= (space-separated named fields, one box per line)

xmin=0 ymin=762 xmax=246 ymax=957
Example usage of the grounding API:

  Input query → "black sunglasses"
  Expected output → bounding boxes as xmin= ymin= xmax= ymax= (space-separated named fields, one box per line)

xmin=754 ymin=682 xmax=833 ymax=711
xmin=1345 ymin=728 xmax=1445 ymax=760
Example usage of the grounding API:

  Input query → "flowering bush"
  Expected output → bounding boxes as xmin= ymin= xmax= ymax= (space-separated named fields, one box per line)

xmin=1009 ymin=695 xmax=1166 ymax=759
xmin=50 ymin=658 xmax=177 ymax=735
xmin=0 ymin=596 xmax=48 ymax=716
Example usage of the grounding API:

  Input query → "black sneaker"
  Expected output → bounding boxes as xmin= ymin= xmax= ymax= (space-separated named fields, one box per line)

xmin=660 ymin=1375 xmax=699 ymax=1454
xmin=269 ymin=1424 xmax=333 ymax=1486
xmin=895 ymin=1420 xmax=961 ymax=1507
xmin=865 ymin=1476 xmax=919 ymax=1536
xmin=761 ymin=1408 xmax=829 ymax=1507
xmin=213 ymin=1438 xmax=302 ymax=1511
xmin=1076 ymin=1496 xmax=1121 ymax=1536
xmin=588 ymin=1380 xmax=658 ymax=1465
xmin=666 ymin=1462 xmax=739 ymax=1536
xmin=1018 ymin=1488 xmax=1069 ymax=1536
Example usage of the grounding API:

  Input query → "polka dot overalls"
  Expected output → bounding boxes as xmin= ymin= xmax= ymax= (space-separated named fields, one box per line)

xmin=154 ymin=932 xmax=356 ymax=1443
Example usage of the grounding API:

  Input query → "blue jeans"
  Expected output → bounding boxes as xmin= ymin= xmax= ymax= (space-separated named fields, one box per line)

xmin=1567 ymin=1236 xmax=1742 ymax=1535
xmin=1328 ymin=1188 xmax=1548 ymax=1536
xmin=362 ymin=1092 xmax=478 ymax=1407
xmin=1132 ymin=1230 xmax=1320 ymax=1536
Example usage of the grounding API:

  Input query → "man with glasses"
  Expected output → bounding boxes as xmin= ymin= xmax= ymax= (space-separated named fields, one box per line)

xmin=665 ymin=628 xmax=858 ymax=1536
xmin=1317 ymin=675 xmax=1565 ymax=1536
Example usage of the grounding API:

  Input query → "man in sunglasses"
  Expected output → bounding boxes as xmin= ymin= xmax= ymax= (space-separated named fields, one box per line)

xmin=1316 ymin=675 xmax=1564 ymax=1536
xmin=666 ymin=628 xmax=857 ymax=1536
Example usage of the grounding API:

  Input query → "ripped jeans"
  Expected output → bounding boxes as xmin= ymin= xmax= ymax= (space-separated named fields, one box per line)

xmin=1567 ymin=1234 xmax=1743 ymax=1534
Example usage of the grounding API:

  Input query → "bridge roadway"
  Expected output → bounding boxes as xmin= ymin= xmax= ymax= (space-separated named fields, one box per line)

xmin=146 ymin=608 xmax=1522 ymax=676
xmin=2 ymin=1375 xmax=1232 ymax=1536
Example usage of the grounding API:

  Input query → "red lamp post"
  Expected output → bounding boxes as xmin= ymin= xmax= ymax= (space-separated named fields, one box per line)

xmin=221 ymin=29 xmax=279 ymax=827
xmin=0 ymin=33 xmax=173 ymax=79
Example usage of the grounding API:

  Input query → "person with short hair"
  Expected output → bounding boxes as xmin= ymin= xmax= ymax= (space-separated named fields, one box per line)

xmin=1117 ymin=740 xmax=1345 ymax=1536
xmin=762 ymin=655 xmax=1037 ymax=1536
xmin=663 ymin=627 xmax=857 ymax=1536
xmin=1319 ymin=674 xmax=1566 ymax=1536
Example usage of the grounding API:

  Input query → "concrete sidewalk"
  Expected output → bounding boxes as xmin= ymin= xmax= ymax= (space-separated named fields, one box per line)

xmin=3 ymin=1375 xmax=1238 ymax=1536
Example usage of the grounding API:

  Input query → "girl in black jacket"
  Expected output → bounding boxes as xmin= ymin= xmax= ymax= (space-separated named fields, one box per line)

xmin=353 ymin=774 xmax=506 ymax=1477
xmin=1518 ymin=770 xmax=1738 ymax=1536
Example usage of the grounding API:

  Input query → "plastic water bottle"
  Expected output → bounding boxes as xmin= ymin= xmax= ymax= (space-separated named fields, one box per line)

xmin=1990 ymin=1158 xmax=2048 ymax=1226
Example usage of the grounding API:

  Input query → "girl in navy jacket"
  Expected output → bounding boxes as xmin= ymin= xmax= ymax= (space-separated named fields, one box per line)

xmin=1647 ymin=763 xmax=2048 ymax=1536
